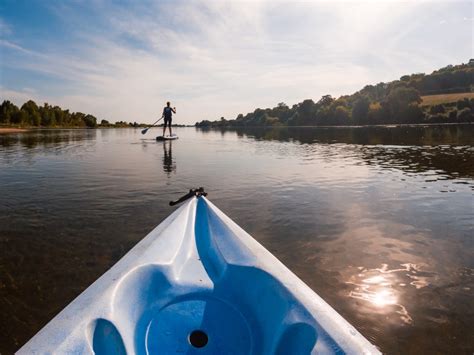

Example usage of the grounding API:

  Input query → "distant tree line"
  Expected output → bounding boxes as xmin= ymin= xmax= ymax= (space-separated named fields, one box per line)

xmin=399 ymin=61 xmax=473 ymax=95
xmin=196 ymin=60 xmax=474 ymax=128
xmin=0 ymin=100 xmax=155 ymax=128
xmin=0 ymin=100 xmax=99 ymax=127
xmin=0 ymin=100 xmax=186 ymax=128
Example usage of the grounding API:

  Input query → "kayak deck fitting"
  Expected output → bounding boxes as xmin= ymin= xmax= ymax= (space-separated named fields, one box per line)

xmin=18 ymin=194 xmax=380 ymax=354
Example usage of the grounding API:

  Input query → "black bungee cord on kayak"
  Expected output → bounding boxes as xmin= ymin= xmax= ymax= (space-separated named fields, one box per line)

xmin=169 ymin=187 xmax=207 ymax=206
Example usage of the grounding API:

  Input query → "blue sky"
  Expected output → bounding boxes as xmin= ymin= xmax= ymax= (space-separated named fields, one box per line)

xmin=0 ymin=0 xmax=472 ymax=124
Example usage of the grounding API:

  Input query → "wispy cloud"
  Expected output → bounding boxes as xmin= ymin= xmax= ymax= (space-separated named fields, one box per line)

xmin=1 ymin=1 xmax=472 ymax=123
xmin=0 ymin=86 xmax=44 ymax=104
xmin=0 ymin=39 xmax=44 ymax=56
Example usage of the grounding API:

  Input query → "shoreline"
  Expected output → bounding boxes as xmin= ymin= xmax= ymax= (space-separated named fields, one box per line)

xmin=0 ymin=122 xmax=471 ymax=133
xmin=0 ymin=125 xmax=192 ymax=132
xmin=195 ymin=122 xmax=474 ymax=129
xmin=0 ymin=128 xmax=30 ymax=134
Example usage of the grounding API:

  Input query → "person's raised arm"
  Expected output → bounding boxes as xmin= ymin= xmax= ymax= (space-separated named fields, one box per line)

xmin=172 ymin=107 xmax=176 ymax=114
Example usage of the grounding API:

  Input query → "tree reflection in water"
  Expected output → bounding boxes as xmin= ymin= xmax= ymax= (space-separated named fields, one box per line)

xmin=207 ymin=125 xmax=474 ymax=181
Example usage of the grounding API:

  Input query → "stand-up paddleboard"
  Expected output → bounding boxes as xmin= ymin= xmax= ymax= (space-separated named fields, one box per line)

xmin=156 ymin=134 xmax=178 ymax=141
xmin=18 ymin=189 xmax=381 ymax=354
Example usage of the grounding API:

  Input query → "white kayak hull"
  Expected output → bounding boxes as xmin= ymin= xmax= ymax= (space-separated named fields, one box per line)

xmin=18 ymin=197 xmax=380 ymax=354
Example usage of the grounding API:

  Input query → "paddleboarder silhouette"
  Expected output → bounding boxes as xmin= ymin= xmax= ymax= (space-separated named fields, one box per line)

xmin=162 ymin=102 xmax=176 ymax=137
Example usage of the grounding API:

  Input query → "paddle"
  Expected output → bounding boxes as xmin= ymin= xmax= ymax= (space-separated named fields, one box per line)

xmin=141 ymin=117 xmax=163 ymax=134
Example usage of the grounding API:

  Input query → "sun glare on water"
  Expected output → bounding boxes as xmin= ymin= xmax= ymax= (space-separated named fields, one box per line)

xmin=369 ymin=288 xmax=398 ymax=307
xmin=345 ymin=264 xmax=423 ymax=324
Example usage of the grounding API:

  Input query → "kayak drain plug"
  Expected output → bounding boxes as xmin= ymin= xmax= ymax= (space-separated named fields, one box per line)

xmin=188 ymin=330 xmax=208 ymax=348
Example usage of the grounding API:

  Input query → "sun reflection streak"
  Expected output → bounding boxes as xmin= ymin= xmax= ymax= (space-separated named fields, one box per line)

xmin=371 ymin=289 xmax=397 ymax=307
xmin=346 ymin=263 xmax=425 ymax=324
xmin=349 ymin=281 xmax=398 ymax=308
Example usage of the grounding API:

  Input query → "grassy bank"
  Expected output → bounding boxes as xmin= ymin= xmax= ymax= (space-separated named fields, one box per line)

xmin=421 ymin=92 xmax=474 ymax=106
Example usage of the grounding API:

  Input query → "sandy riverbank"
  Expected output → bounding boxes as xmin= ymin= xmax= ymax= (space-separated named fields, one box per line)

xmin=0 ymin=128 xmax=30 ymax=134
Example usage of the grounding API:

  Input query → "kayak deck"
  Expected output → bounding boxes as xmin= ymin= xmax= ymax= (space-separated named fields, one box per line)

xmin=18 ymin=197 xmax=380 ymax=354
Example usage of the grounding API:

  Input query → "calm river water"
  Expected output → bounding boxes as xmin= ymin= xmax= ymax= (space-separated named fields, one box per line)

xmin=0 ymin=125 xmax=473 ymax=354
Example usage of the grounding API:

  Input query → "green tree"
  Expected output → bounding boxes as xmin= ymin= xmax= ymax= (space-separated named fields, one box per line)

xmin=11 ymin=109 xmax=29 ymax=125
xmin=317 ymin=95 xmax=334 ymax=107
xmin=384 ymin=87 xmax=422 ymax=122
xmin=367 ymin=102 xmax=388 ymax=124
xmin=53 ymin=106 xmax=64 ymax=126
xmin=0 ymin=100 xmax=19 ymax=124
xmin=295 ymin=99 xmax=317 ymax=125
xmin=40 ymin=103 xmax=57 ymax=126
xmin=84 ymin=114 xmax=97 ymax=127
xmin=333 ymin=106 xmax=350 ymax=125
xmin=72 ymin=112 xmax=86 ymax=126
xmin=21 ymin=100 xmax=41 ymax=126
xmin=352 ymin=96 xmax=370 ymax=125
